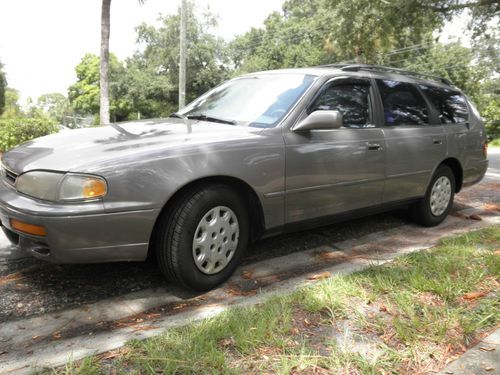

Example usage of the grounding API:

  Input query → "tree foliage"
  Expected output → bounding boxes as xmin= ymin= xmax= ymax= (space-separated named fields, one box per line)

xmin=129 ymin=1 xmax=230 ymax=111
xmin=65 ymin=0 xmax=499 ymax=129
xmin=34 ymin=93 xmax=72 ymax=123
xmin=1 ymin=88 xmax=23 ymax=119
xmin=69 ymin=1 xmax=230 ymax=120
xmin=68 ymin=53 xmax=101 ymax=115
xmin=68 ymin=53 xmax=130 ymax=121
xmin=231 ymin=0 xmax=499 ymax=72
xmin=229 ymin=0 xmax=443 ymax=72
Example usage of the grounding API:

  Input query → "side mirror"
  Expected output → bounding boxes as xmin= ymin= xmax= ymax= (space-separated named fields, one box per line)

xmin=292 ymin=110 xmax=343 ymax=132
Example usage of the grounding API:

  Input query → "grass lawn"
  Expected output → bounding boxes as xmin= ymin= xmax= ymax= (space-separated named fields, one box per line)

xmin=43 ymin=226 xmax=499 ymax=374
xmin=489 ymin=138 xmax=500 ymax=147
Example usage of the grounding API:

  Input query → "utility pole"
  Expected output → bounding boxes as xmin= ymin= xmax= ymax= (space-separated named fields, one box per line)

xmin=178 ymin=0 xmax=187 ymax=110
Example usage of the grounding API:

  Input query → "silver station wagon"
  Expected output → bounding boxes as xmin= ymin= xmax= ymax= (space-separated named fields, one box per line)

xmin=0 ymin=65 xmax=489 ymax=291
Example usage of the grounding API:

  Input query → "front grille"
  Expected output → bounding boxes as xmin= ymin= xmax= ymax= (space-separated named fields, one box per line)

xmin=2 ymin=165 xmax=18 ymax=186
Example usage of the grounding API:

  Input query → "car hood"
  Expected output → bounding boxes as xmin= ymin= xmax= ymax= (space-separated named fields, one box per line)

xmin=2 ymin=118 xmax=265 ymax=174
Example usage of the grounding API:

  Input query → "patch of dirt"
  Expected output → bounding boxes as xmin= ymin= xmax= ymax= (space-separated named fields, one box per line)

xmin=289 ymin=307 xmax=332 ymax=356
xmin=417 ymin=292 xmax=445 ymax=307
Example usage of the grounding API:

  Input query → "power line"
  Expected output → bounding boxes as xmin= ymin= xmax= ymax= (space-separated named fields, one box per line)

xmin=230 ymin=25 xmax=438 ymax=67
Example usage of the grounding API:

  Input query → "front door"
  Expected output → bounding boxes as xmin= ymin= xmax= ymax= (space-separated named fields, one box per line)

xmin=284 ymin=78 xmax=385 ymax=224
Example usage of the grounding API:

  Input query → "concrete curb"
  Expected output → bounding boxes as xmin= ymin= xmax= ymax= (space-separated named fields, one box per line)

xmin=439 ymin=328 xmax=500 ymax=375
xmin=1 ymin=209 xmax=498 ymax=374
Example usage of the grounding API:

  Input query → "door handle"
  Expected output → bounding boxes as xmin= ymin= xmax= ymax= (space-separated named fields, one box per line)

xmin=433 ymin=139 xmax=443 ymax=145
xmin=366 ymin=143 xmax=383 ymax=151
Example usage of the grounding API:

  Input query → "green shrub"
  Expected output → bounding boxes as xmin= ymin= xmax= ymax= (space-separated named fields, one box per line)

xmin=0 ymin=118 xmax=58 ymax=152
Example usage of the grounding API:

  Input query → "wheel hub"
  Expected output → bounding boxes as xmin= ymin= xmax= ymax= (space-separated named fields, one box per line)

xmin=192 ymin=206 xmax=239 ymax=275
xmin=430 ymin=176 xmax=452 ymax=216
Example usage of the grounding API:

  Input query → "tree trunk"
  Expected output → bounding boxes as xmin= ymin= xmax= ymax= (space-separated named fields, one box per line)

xmin=178 ymin=0 xmax=187 ymax=109
xmin=100 ymin=0 xmax=111 ymax=125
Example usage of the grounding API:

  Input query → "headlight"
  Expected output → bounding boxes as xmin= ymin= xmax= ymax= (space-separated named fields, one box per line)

xmin=15 ymin=171 xmax=107 ymax=202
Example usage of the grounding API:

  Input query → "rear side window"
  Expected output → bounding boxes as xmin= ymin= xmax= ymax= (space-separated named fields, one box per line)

xmin=376 ymin=79 xmax=429 ymax=125
xmin=419 ymin=85 xmax=469 ymax=124
xmin=310 ymin=82 xmax=373 ymax=128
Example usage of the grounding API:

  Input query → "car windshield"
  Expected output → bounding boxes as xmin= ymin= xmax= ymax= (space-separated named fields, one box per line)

xmin=177 ymin=73 xmax=316 ymax=128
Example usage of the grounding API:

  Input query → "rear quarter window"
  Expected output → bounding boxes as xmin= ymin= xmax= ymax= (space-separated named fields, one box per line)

xmin=376 ymin=79 xmax=429 ymax=125
xmin=419 ymin=85 xmax=469 ymax=124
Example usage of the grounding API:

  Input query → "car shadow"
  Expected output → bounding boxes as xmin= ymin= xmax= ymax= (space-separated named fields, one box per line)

xmin=0 ymin=206 xmax=440 ymax=323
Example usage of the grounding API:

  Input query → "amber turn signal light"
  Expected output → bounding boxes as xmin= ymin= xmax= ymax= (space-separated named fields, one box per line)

xmin=82 ymin=178 xmax=107 ymax=199
xmin=10 ymin=219 xmax=47 ymax=236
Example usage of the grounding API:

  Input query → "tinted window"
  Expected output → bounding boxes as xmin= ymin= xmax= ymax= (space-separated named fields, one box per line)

xmin=419 ymin=85 xmax=468 ymax=123
xmin=377 ymin=80 xmax=429 ymax=125
xmin=310 ymin=83 xmax=373 ymax=128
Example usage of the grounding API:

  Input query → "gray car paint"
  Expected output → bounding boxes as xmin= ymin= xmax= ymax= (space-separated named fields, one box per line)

xmin=0 ymin=67 xmax=488 ymax=263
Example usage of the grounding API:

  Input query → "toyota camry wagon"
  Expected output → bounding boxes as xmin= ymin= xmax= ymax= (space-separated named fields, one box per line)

xmin=0 ymin=64 xmax=489 ymax=291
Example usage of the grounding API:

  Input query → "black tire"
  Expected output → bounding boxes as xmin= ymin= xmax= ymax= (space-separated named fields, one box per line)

xmin=153 ymin=184 xmax=249 ymax=291
xmin=411 ymin=165 xmax=455 ymax=227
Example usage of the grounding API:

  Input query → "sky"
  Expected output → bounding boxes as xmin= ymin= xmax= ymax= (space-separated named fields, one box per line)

xmin=0 ymin=0 xmax=470 ymax=104
xmin=0 ymin=0 xmax=284 ymax=102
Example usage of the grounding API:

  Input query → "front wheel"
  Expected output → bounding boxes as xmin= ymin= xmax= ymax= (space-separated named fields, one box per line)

xmin=153 ymin=184 xmax=249 ymax=291
xmin=411 ymin=165 xmax=455 ymax=227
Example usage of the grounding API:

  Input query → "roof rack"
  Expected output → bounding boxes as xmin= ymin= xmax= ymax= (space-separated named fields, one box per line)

xmin=319 ymin=64 xmax=453 ymax=86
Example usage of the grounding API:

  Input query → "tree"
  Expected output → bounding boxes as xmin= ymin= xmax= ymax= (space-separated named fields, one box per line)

xmin=1 ymin=88 xmax=23 ymax=118
xmin=230 ymin=0 xmax=499 ymax=72
xmin=69 ymin=53 xmax=131 ymax=121
xmin=35 ymin=93 xmax=72 ymax=123
xmin=70 ymin=53 xmax=160 ymax=121
xmin=230 ymin=0 xmax=441 ymax=71
xmin=111 ymin=1 xmax=230 ymax=118
xmin=135 ymin=2 xmax=230 ymax=102
xmin=69 ymin=54 xmax=101 ymax=116
xmin=416 ymin=0 xmax=500 ymax=35
xmin=100 ymin=0 xmax=145 ymax=125
xmin=100 ymin=0 xmax=112 ymax=125
xmin=0 ymin=59 xmax=6 ymax=116
xmin=401 ymin=42 xmax=486 ymax=99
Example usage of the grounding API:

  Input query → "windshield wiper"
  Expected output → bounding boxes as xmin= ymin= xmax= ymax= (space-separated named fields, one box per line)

xmin=168 ymin=112 xmax=186 ymax=119
xmin=186 ymin=114 xmax=236 ymax=125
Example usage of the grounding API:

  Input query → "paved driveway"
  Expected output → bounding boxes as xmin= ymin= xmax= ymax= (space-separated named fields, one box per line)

xmin=1 ymin=148 xmax=499 ymax=373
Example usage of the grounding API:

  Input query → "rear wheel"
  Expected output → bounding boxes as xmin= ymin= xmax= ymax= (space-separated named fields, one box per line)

xmin=411 ymin=165 xmax=455 ymax=227
xmin=153 ymin=184 xmax=249 ymax=291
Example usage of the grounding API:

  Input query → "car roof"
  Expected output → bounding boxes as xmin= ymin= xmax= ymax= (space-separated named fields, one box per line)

xmin=241 ymin=65 xmax=458 ymax=91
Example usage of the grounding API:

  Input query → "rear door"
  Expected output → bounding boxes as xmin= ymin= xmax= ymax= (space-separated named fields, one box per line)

xmin=375 ymin=79 xmax=447 ymax=203
xmin=284 ymin=77 xmax=385 ymax=224
xmin=418 ymin=84 xmax=469 ymax=160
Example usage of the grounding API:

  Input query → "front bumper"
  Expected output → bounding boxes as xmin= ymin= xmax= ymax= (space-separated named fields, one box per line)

xmin=0 ymin=182 xmax=160 ymax=263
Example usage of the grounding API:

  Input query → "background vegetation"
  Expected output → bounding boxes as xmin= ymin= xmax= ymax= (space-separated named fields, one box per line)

xmin=0 ymin=118 xmax=57 ymax=152
xmin=0 ymin=60 xmax=59 ymax=151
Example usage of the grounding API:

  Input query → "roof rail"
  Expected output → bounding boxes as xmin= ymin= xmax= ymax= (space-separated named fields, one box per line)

xmin=319 ymin=64 xmax=453 ymax=86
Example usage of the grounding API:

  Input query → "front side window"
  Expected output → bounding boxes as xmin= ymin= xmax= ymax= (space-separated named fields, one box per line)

xmin=419 ymin=85 xmax=469 ymax=124
xmin=309 ymin=81 xmax=373 ymax=128
xmin=377 ymin=79 xmax=429 ymax=125
xmin=178 ymin=74 xmax=316 ymax=128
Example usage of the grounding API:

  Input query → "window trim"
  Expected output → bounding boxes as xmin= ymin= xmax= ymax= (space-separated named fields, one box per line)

xmin=305 ymin=76 xmax=378 ymax=129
